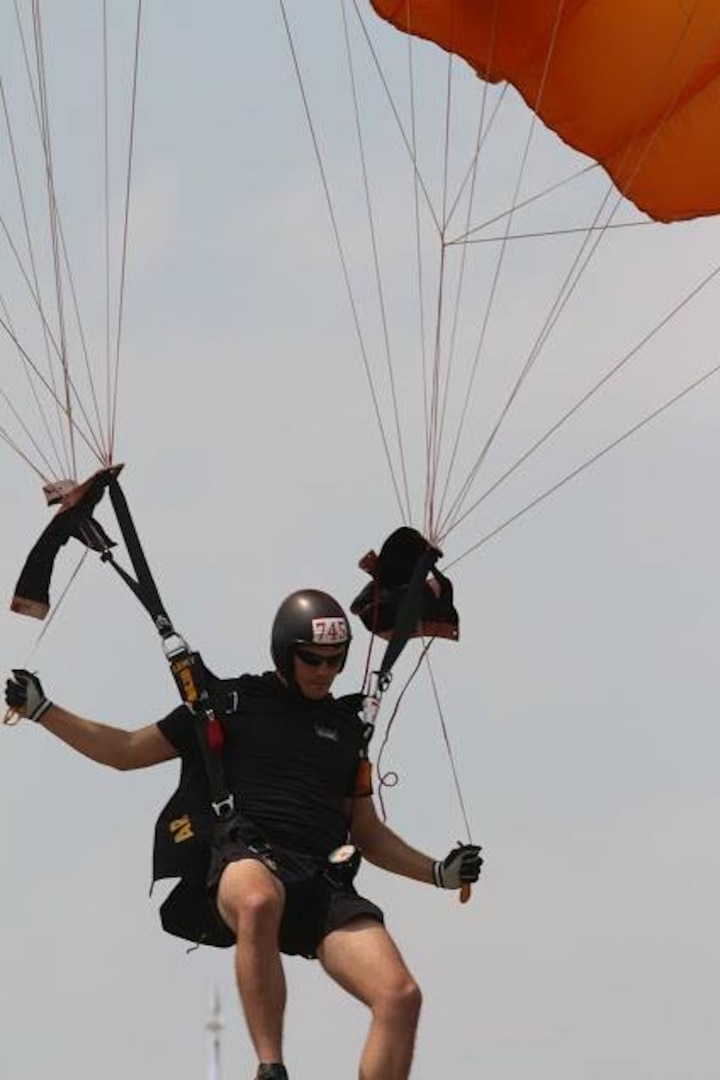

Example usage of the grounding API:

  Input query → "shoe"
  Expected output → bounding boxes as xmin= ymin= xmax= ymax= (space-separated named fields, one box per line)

xmin=256 ymin=1065 xmax=289 ymax=1080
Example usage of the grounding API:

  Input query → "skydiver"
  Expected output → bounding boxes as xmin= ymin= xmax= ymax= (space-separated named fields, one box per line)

xmin=5 ymin=589 xmax=482 ymax=1080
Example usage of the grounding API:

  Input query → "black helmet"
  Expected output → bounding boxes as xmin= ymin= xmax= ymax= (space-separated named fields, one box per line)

xmin=271 ymin=589 xmax=352 ymax=682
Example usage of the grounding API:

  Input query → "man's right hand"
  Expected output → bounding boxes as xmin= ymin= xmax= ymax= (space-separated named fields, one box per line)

xmin=5 ymin=670 xmax=52 ymax=723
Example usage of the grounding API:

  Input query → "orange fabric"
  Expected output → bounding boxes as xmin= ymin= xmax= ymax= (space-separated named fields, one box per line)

xmin=370 ymin=1 xmax=720 ymax=222
xmin=355 ymin=757 xmax=374 ymax=797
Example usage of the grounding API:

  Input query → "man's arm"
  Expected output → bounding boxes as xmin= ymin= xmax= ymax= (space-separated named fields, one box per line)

xmin=349 ymin=794 xmax=435 ymax=883
xmin=40 ymin=704 xmax=178 ymax=771
xmin=349 ymin=792 xmax=484 ymax=892
xmin=6 ymin=669 xmax=178 ymax=771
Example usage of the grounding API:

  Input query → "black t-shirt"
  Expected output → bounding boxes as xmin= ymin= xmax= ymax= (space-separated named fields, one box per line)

xmin=157 ymin=672 xmax=367 ymax=856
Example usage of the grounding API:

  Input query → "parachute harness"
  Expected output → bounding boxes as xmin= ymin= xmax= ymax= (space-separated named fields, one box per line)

xmin=7 ymin=465 xmax=236 ymax=817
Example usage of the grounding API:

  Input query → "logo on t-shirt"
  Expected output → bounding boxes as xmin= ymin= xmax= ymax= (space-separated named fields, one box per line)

xmin=315 ymin=721 xmax=339 ymax=742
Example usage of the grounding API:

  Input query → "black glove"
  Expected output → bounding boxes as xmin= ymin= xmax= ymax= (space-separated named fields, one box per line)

xmin=5 ymin=669 xmax=52 ymax=723
xmin=433 ymin=842 xmax=483 ymax=890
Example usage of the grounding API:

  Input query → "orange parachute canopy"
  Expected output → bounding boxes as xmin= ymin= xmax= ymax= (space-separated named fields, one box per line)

xmin=369 ymin=0 xmax=720 ymax=223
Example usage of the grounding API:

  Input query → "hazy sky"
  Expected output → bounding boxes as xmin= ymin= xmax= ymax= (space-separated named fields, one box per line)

xmin=1 ymin=4 xmax=719 ymax=1079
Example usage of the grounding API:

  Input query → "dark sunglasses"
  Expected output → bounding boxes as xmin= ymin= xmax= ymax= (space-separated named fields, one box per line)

xmin=295 ymin=647 xmax=346 ymax=670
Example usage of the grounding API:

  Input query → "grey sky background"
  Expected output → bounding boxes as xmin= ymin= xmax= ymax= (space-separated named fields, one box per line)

xmin=1 ymin=4 xmax=719 ymax=1079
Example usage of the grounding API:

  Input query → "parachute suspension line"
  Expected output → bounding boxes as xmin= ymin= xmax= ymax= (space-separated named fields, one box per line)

xmin=406 ymin=19 xmax=430 ymax=477
xmin=30 ymin=0 xmax=76 ymax=480
xmin=459 ymin=220 xmax=653 ymax=245
xmin=278 ymin=0 xmax=407 ymax=523
xmin=10 ymin=2 xmax=74 ymax=478
xmin=108 ymin=0 xmax=143 ymax=464
xmin=0 ymin=308 xmax=107 ymax=467
xmin=424 ymin=654 xmax=473 ymax=845
xmin=0 ymin=378 xmax=60 ymax=481
xmin=444 ymin=87 xmax=508 ymax=238
xmin=444 ymin=258 xmax=720 ymax=539
xmin=0 ymin=420 xmax=53 ymax=481
xmin=21 ymin=549 xmax=91 ymax=665
xmin=449 ymin=164 xmax=599 ymax=247
xmin=103 ymin=0 xmax=112 ymax=454
xmin=426 ymin=12 xmax=502 ymax=538
xmin=350 ymin=0 xmax=441 ymax=236
xmin=437 ymin=178 xmax=622 ymax=539
xmin=340 ymin=0 xmax=413 ymax=524
xmin=0 ymin=79 xmax=68 ymax=478
xmin=0 ymin=283 xmax=66 ymax=480
xmin=439 ymin=5 xmax=720 ymax=535
xmin=2 ymin=26 xmax=106 ymax=468
xmin=446 ymin=356 xmax=720 ymax=572
xmin=375 ymin=638 xmax=434 ymax=822
xmin=431 ymin=79 xmax=557 ymax=531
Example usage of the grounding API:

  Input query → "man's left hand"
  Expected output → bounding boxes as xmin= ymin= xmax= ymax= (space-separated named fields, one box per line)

xmin=433 ymin=842 xmax=483 ymax=890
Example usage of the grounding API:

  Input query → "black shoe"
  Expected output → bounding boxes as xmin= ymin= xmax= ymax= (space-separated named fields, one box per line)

xmin=256 ymin=1065 xmax=288 ymax=1080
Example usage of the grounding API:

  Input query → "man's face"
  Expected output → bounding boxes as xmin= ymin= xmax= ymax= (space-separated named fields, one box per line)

xmin=292 ymin=644 xmax=347 ymax=700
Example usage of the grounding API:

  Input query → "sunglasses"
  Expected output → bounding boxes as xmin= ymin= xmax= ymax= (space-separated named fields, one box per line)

xmin=295 ymin=647 xmax=346 ymax=670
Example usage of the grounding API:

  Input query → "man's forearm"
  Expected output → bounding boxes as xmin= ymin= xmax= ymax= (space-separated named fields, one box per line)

xmin=38 ymin=704 xmax=136 ymax=770
xmin=356 ymin=819 xmax=435 ymax=884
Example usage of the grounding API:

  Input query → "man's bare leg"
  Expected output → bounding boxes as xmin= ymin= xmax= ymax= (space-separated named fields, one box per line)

xmin=217 ymin=859 xmax=287 ymax=1067
xmin=318 ymin=918 xmax=422 ymax=1080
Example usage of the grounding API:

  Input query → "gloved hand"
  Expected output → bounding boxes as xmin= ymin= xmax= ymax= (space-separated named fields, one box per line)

xmin=433 ymin=842 xmax=483 ymax=890
xmin=4 ymin=670 xmax=52 ymax=723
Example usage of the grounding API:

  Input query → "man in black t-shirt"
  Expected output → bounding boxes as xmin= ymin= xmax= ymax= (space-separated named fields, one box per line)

xmin=6 ymin=588 xmax=481 ymax=1080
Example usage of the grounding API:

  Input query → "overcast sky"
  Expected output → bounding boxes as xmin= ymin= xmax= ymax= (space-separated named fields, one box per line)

xmin=1 ymin=4 xmax=720 ymax=1079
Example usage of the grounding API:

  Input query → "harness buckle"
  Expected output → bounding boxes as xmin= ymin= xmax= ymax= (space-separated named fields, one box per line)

xmin=211 ymin=794 xmax=236 ymax=818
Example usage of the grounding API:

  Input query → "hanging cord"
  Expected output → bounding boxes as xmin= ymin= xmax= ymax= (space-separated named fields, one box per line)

xmin=375 ymin=638 xmax=434 ymax=821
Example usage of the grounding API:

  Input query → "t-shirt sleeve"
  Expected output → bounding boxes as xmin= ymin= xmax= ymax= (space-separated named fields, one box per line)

xmin=156 ymin=703 xmax=197 ymax=757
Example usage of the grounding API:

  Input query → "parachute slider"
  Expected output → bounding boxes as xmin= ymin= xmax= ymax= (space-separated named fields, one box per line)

xmin=10 ymin=465 xmax=123 ymax=620
xmin=351 ymin=526 xmax=459 ymax=645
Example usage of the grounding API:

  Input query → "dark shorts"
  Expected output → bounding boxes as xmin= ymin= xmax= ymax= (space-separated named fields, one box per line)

xmin=209 ymin=831 xmax=384 ymax=959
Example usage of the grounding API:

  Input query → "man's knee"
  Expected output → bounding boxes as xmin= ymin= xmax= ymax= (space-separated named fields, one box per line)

xmin=217 ymin=860 xmax=283 ymax=935
xmin=373 ymin=975 xmax=423 ymax=1026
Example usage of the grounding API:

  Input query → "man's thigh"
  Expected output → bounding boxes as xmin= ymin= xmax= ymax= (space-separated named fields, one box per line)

xmin=317 ymin=917 xmax=417 ymax=1005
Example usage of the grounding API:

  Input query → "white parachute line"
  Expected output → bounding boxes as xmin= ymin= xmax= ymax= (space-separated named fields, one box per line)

xmin=423 ymin=53 xmax=456 ymax=536
xmin=278 ymin=0 xmax=407 ymax=521
xmin=103 ymin=0 xmax=112 ymax=451
xmin=405 ymin=21 xmax=430 ymax=483
xmin=30 ymin=0 xmax=77 ymax=476
xmin=438 ymin=181 xmax=620 ymax=536
xmin=20 ymin=550 xmax=91 ymax=667
xmin=424 ymin=651 xmax=474 ymax=844
xmin=0 ymin=266 xmax=68 ymax=478
xmin=0 ymin=298 xmax=65 ymax=478
xmin=0 ymin=308 xmax=105 ymax=466
xmin=6 ymin=6 xmax=72 ymax=475
xmin=0 ymin=218 xmax=107 ymax=466
xmin=443 ymin=83 xmax=508 ymax=236
xmin=350 ymin=0 xmax=441 ymax=236
xmin=0 ymin=388 xmax=56 ymax=477
xmin=446 ymin=357 xmax=720 ymax=570
xmin=3 ymin=40 xmax=107 ymax=465
xmin=428 ymin=36 xmax=503 ymax=538
xmin=432 ymin=0 xmax=571 ymax=536
xmin=438 ymin=6 xmax=720 ymax=537
xmin=0 ymin=421 xmax=50 ymax=481
xmin=441 ymin=0 xmax=503 ymax=238
xmin=442 ymin=258 xmax=720 ymax=541
xmin=458 ymin=219 xmax=652 ymax=244
xmin=0 ymin=200 xmax=108 ymax=463
xmin=0 ymin=77 xmax=67 ymax=470
xmin=108 ymin=0 xmax=143 ymax=464
xmin=449 ymin=164 xmax=598 ymax=246
xmin=340 ymin=0 xmax=413 ymax=524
